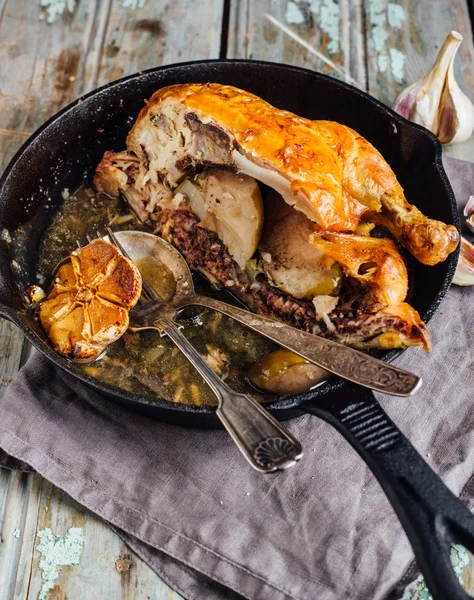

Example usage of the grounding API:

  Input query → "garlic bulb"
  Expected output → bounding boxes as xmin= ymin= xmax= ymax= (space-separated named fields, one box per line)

xmin=453 ymin=237 xmax=474 ymax=285
xmin=393 ymin=31 xmax=474 ymax=144
xmin=452 ymin=197 xmax=474 ymax=285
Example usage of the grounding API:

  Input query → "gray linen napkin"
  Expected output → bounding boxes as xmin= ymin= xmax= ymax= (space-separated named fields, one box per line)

xmin=0 ymin=157 xmax=473 ymax=600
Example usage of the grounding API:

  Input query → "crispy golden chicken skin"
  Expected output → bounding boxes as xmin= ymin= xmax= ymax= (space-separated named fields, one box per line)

xmin=315 ymin=122 xmax=459 ymax=266
xmin=309 ymin=232 xmax=408 ymax=307
xmin=123 ymin=82 xmax=458 ymax=265
xmin=39 ymin=239 xmax=142 ymax=360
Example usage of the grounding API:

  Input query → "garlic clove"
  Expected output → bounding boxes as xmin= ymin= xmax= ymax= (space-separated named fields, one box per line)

xmin=463 ymin=196 xmax=474 ymax=234
xmin=393 ymin=80 xmax=424 ymax=121
xmin=393 ymin=31 xmax=474 ymax=145
xmin=412 ymin=36 xmax=458 ymax=133
xmin=453 ymin=236 xmax=474 ymax=285
xmin=437 ymin=34 xmax=474 ymax=143
xmin=466 ymin=215 xmax=474 ymax=235
xmin=463 ymin=195 xmax=474 ymax=217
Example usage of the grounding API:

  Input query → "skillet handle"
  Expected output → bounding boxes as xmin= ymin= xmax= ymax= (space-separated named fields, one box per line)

xmin=302 ymin=385 xmax=474 ymax=600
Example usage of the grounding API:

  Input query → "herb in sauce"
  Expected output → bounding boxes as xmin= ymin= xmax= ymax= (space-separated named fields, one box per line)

xmin=38 ymin=186 xmax=277 ymax=405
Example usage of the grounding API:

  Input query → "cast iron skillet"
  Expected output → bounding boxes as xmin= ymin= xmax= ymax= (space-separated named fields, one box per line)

xmin=0 ymin=60 xmax=472 ymax=599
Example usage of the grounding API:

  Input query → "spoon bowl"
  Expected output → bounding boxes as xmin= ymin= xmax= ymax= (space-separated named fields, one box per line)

xmin=110 ymin=230 xmax=193 ymax=304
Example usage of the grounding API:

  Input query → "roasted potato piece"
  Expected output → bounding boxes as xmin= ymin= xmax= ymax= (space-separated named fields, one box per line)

xmin=249 ymin=349 xmax=327 ymax=395
xmin=39 ymin=239 xmax=142 ymax=361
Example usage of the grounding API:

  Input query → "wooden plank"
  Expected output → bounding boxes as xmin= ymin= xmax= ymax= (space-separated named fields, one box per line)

xmin=0 ymin=0 xmax=108 ymax=133
xmin=0 ymin=321 xmax=24 ymax=400
xmin=0 ymin=1 xmax=222 ymax=599
xmin=363 ymin=0 xmax=474 ymax=159
xmin=227 ymin=0 xmax=366 ymax=87
xmin=25 ymin=481 xmax=183 ymax=600
xmin=93 ymin=0 xmax=224 ymax=88
xmin=0 ymin=470 xmax=44 ymax=600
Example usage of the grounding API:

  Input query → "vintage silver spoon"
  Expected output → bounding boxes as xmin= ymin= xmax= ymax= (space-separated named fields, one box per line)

xmin=105 ymin=229 xmax=303 ymax=474
xmin=108 ymin=230 xmax=421 ymax=397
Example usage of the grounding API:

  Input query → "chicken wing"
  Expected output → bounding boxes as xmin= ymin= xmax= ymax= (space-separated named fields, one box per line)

xmin=309 ymin=231 xmax=408 ymax=307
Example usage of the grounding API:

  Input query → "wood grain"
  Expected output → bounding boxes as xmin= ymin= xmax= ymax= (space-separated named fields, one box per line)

xmin=0 ymin=470 xmax=43 ymax=599
xmin=0 ymin=0 xmax=221 ymax=598
xmin=94 ymin=0 xmax=224 ymax=87
xmin=0 ymin=321 xmax=23 ymax=401
xmin=228 ymin=0 xmax=366 ymax=86
xmin=24 ymin=481 xmax=184 ymax=600
xmin=0 ymin=0 xmax=109 ymax=134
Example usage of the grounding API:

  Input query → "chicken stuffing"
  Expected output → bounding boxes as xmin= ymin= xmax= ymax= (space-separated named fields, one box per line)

xmin=39 ymin=239 xmax=142 ymax=360
xmin=94 ymin=83 xmax=459 ymax=352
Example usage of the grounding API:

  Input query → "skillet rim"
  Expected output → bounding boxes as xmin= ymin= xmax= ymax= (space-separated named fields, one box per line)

xmin=0 ymin=58 xmax=461 ymax=416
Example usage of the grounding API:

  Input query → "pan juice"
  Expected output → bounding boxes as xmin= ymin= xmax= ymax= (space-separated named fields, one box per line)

xmin=37 ymin=186 xmax=277 ymax=406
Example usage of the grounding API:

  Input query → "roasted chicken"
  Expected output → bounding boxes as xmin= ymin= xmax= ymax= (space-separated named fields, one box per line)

xmin=39 ymin=239 xmax=142 ymax=360
xmin=94 ymin=83 xmax=458 ymax=352
xmin=122 ymin=82 xmax=458 ymax=265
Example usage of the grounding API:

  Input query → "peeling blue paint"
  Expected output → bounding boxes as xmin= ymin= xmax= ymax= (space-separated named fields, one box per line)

xmin=122 ymin=0 xmax=147 ymax=8
xmin=286 ymin=1 xmax=305 ymax=25
xmin=36 ymin=527 xmax=84 ymax=600
xmin=319 ymin=0 xmax=341 ymax=54
xmin=387 ymin=3 xmax=406 ymax=29
xmin=39 ymin=0 xmax=77 ymax=23
xmin=389 ymin=47 xmax=405 ymax=82
xmin=367 ymin=0 xmax=406 ymax=80
xmin=401 ymin=545 xmax=471 ymax=599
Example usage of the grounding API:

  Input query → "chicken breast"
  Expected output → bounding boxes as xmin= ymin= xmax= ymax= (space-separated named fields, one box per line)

xmin=39 ymin=239 xmax=142 ymax=360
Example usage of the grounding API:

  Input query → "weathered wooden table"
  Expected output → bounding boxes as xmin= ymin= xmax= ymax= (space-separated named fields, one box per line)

xmin=1 ymin=1 xmax=474 ymax=598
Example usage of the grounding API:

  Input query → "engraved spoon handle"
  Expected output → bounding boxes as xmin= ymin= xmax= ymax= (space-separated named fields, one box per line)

xmin=156 ymin=317 xmax=303 ymax=473
xmin=187 ymin=296 xmax=421 ymax=397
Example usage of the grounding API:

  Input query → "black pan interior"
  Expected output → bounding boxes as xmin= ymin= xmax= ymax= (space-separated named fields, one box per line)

xmin=0 ymin=60 xmax=460 ymax=426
